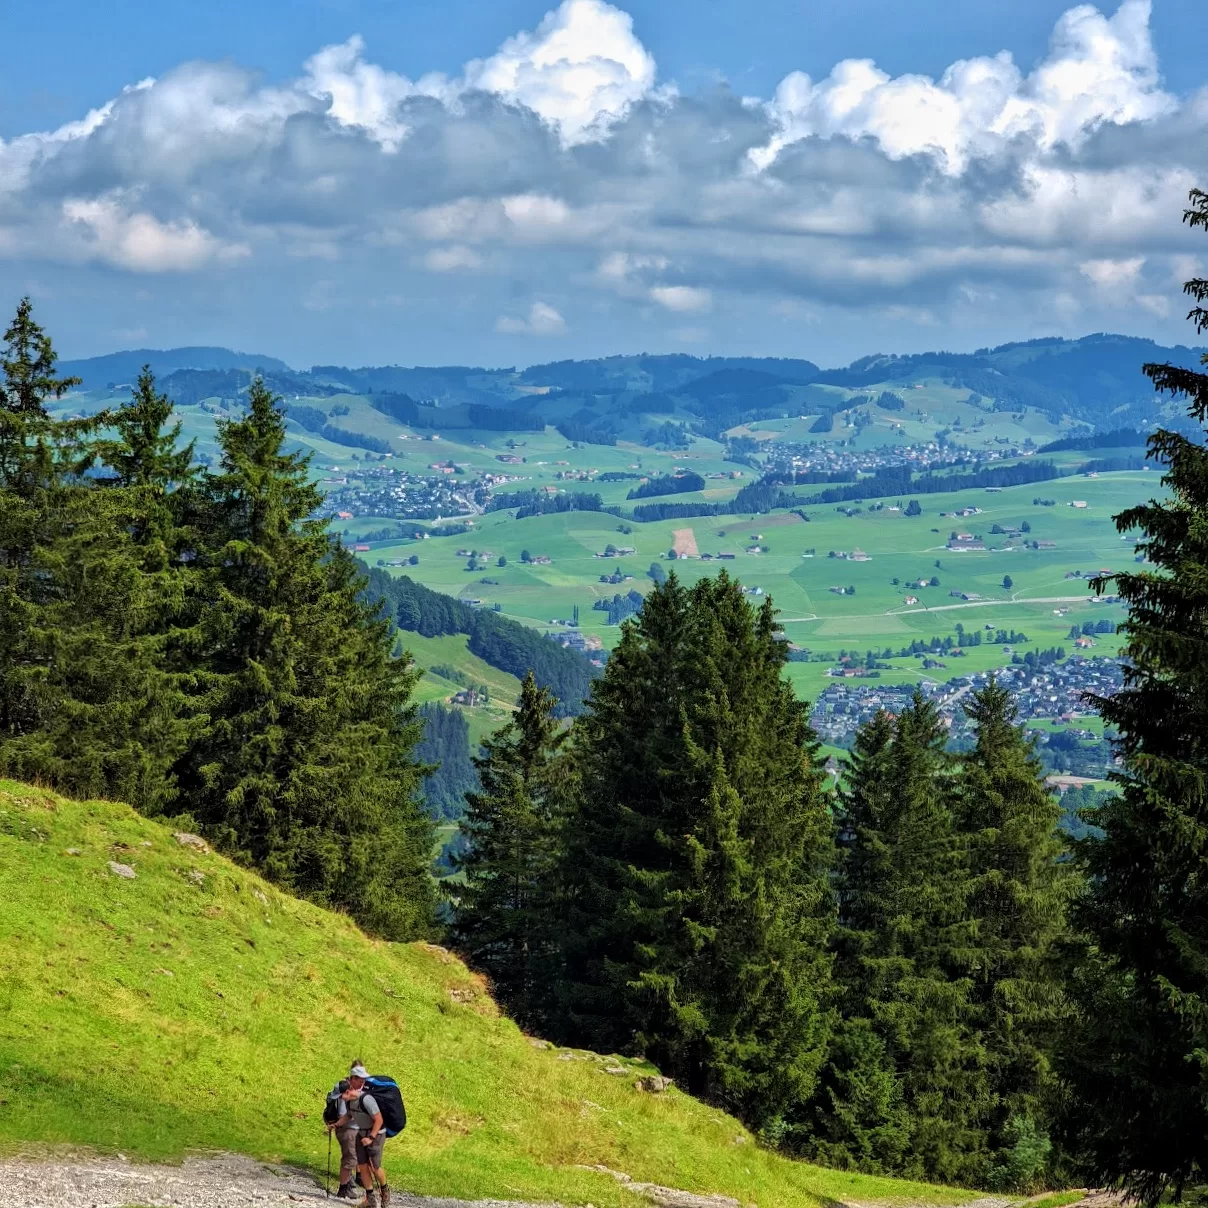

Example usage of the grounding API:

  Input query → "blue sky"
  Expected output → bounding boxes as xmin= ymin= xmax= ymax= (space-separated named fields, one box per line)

xmin=2 ymin=0 xmax=1207 ymax=366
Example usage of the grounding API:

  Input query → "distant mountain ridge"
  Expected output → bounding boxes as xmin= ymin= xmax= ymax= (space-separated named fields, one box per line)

xmin=64 ymin=333 xmax=1206 ymax=431
xmin=60 ymin=346 xmax=291 ymax=388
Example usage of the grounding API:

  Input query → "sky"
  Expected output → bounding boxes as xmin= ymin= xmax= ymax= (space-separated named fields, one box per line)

xmin=2 ymin=0 xmax=1207 ymax=368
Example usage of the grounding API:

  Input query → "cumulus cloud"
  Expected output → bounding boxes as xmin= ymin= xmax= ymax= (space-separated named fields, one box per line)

xmin=650 ymin=285 xmax=713 ymax=312
xmin=495 ymin=301 xmax=568 ymax=335
xmin=61 ymin=195 xmax=248 ymax=271
xmin=0 ymin=0 xmax=1204 ymax=360
xmin=751 ymin=0 xmax=1173 ymax=173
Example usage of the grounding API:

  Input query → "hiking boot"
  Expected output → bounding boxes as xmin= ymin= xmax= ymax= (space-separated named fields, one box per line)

xmin=361 ymin=1191 xmax=378 ymax=1208
xmin=335 ymin=1183 xmax=359 ymax=1201
xmin=380 ymin=1186 xmax=390 ymax=1207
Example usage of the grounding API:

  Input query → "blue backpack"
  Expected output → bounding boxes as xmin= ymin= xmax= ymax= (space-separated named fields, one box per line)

xmin=364 ymin=1075 xmax=406 ymax=1137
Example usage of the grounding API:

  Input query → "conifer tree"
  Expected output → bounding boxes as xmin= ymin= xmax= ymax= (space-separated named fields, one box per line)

xmin=1062 ymin=189 xmax=1208 ymax=1205
xmin=814 ymin=696 xmax=987 ymax=1183
xmin=957 ymin=679 xmax=1069 ymax=1190
xmin=558 ymin=572 xmax=835 ymax=1132
xmin=452 ymin=672 xmax=565 ymax=1029
xmin=0 ymin=300 xmax=179 ymax=806
xmin=175 ymin=378 xmax=435 ymax=938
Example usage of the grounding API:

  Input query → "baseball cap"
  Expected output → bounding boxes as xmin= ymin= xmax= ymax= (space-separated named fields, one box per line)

xmin=349 ymin=1063 xmax=369 ymax=1078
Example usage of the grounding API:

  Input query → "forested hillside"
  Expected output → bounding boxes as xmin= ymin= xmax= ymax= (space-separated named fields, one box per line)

xmin=58 ymin=332 xmax=1207 ymax=437
xmin=363 ymin=569 xmax=599 ymax=716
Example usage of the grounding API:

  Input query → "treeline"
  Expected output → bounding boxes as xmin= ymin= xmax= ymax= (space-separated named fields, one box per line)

xmin=0 ymin=299 xmax=435 ymax=940
xmin=592 ymin=588 xmax=643 ymax=624
xmin=319 ymin=423 xmax=392 ymax=453
xmin=1039 ymin=427 xmax=1148 ymax=453
xmin=555 ymin=420 xmax=615 ymax=445
xmin=161 ymin=366 xmax=341 ymax=406
xmin=450 ymin=577 xmax=1071 ymax=1188
xmin=364 ymin=570 xmax=598 ymax=716
xmin=368 ymin=391 xmax=440 ymax=427
xmin=415 ymin=704 xmax=478 ymax=821
xmin=467 ymin=404 xmax=544 ymax=432
xmin=627 ymin=460 xmax=1068 ymax=524
xmin=629 ymin=478 xmax=805 ymax=522
xmin=627 ymin=471 xmax=705 ymax=499
xmin=487 ymin=489 xmax=604 ymax=518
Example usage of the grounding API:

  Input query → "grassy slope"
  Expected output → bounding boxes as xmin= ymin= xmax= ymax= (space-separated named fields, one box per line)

xmin=0 ymin=783 xmax=972 ymax=1208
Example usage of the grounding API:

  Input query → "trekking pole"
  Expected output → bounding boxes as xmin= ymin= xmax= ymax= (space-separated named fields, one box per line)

xmin=326 ymin=1129 xmax=332 ymax=1198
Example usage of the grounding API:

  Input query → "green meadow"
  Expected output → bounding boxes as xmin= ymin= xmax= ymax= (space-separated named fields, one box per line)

xmin=0 ymin=782 xmax=979 ymax=1208
xmin=372 ymin=469 xmax=1147 ymax=706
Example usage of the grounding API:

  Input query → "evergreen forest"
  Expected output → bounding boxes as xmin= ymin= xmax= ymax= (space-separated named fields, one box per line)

xmin=4 ymin=190 xmax=1208 ymax=1203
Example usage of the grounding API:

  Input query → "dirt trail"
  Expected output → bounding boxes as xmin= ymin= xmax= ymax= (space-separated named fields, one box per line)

xmin=0 ymin=1153 xmax=555 ymax=1208
xmin=0 ymin=1154 xmax=1126 ymax=1208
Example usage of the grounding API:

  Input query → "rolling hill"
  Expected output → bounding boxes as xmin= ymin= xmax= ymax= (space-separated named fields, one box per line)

xmin=0 ymin=781 xmax=974 ymax=1208
xmin=58 ymin=332 xmax=1206 ymax=432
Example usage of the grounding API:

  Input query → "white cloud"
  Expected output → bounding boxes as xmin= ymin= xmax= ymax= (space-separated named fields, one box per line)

xmin=0 ymin=0 xmax=1203 ymax=353
xmin=752 ymin=0 xmax=1174 ymax=173
xmin=1079 ymin=256 xmax=1145 ymax=288
xmin=464 ymin=0 xmax=660 ymax=145
xmin=60 ymin=195 xmax=247 ymax=271
xmin=301 ymin=36 xmax=418 ymax=151
xmin=495 ymin=301 xmax=568 ymax=335
xmin=649 ymin=285 xmax=713 ymax=312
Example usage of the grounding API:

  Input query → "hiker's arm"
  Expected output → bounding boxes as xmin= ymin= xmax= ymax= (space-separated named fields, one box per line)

xmin=361 ymin=1112 xmax=384 ymax=1144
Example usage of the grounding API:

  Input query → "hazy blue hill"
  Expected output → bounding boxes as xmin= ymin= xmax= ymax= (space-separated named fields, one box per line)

xmin=60 ymin=346 xmax=292 ymax=389
xmin=61 ymin=334 xmax=1208 ymax=431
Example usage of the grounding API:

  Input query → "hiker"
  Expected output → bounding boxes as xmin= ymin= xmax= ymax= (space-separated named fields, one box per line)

xmin=324 ymin=1078 xmax=361 ymax=1201
xmin=345 ymin=1062 xmax=392 ymax=1208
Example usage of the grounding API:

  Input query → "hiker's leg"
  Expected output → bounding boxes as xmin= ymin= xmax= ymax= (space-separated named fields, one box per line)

xmin=338 ymin=1130 xmax=359 ymax=1185
xmin=364 ymin=1136 xmax=387 ymax=1193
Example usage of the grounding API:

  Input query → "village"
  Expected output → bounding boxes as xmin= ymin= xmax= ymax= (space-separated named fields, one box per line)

xmin=809 ymin=655 xmax=1125 ymax=762
xmin=318 ymin=460 xmax=500 ymax=521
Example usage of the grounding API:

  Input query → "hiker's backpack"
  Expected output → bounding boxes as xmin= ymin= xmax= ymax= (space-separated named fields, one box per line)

xmin=364 ymin=1075 xmax=407 ymax=1137
xmin=323 ymin=1081 xmax=348 ymax=1126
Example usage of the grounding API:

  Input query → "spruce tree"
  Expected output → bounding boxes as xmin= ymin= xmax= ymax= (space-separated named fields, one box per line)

xmin=452 ymin=672 xmax=565 ymax=1030
xmin=1061 ymin=188 xmax=1208 ymax=1204
xmin=814 ymin=696 xmax=987 ymax=1183
xmin=0 ymin=300 xmax=179 ymax=807
xmin=957 ymin=679 xmax=1069 ymax=1191
xmin=175 ymin=378 xmax=435 ymax=938
xmin=558 ymin=572 xmax=835 ymax=1133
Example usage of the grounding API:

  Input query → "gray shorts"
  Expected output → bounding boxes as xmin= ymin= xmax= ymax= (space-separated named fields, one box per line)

xmin=337 ymin=1128 xmax=360 ymax=1174
xmin=354 ymin=1131 xmax=386 ymax=1170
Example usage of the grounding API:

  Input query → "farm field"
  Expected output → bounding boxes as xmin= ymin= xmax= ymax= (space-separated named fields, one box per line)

xmin=54 ymin=378 xmax=1156 ymax=724
xmin=372 ymin=469 xmax=1151 ymax=707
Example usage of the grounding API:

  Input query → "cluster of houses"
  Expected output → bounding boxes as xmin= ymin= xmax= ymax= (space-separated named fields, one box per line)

xmin=321 ymin=462 xmax=484 ymax=522
xmin=809 ymin=656 xmax=1124 ymax=753
xmin=763 ymin=440 xmax=987 ymax=479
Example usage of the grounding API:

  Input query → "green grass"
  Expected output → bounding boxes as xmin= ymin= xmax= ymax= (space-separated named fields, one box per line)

xmin=1025 ymin=1191 xmax=1087 ymax=1208
xmin=0 ymin=782 xmax=977 ymax=1208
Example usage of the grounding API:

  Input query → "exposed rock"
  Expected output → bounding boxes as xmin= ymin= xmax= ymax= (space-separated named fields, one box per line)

xmin=173 ymin=831 xmax=210 ymax=852
xmin=526 ymin=1037 xmax=552 ymax=1049
xmin=575 ymin=1166 xmax=739 ymax=1208
xmin=602 ymin=1065 xmax=627 ymax=1076
xmin=107 ymin=861 xmax=136 ymax=879
xmin=635 ymin=1075 xmax=674 ymax=1093
xmin=63 ymin=848 xmax=81 ymax=857
xmin=188 ymin=869 xmax=206 ymax=885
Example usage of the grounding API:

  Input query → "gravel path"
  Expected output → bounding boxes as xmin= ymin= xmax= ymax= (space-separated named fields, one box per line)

xmin=0 ymin=1153 xmax=1123 ymax=1208
xmin=0 ymin=1153 xmax=558 ymax=1208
